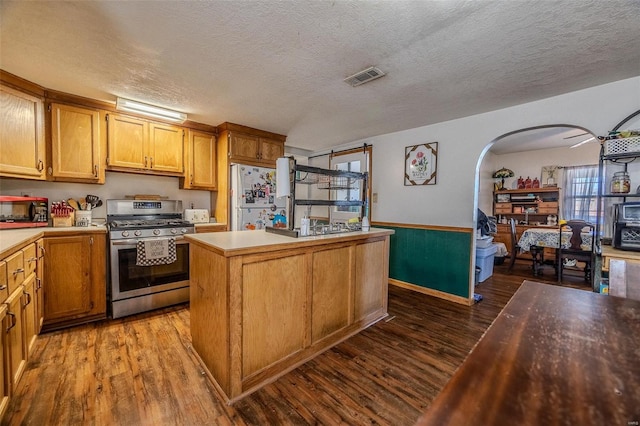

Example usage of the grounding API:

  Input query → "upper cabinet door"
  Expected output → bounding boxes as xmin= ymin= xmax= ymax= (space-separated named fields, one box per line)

xmin=148 ymin=122 xmax=183 ymax=174
xmin=229 ymin=133 xmax=260 ymax=163
xmin=0 ymin=85 xmax=45 ymax=180
xmin=183 ymin=130 xmax=216 ymax=190
xmin=50 ymin=103 xmax=102 ymax=182
xmin=106 ymin=113 xmax=148 ymax=170
xmin=259 ymin=138 xmax=285 ymax=163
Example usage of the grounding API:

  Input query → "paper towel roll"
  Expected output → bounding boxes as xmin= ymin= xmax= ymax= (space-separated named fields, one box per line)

xmin=276 ymin=157 xmax=290 ymax=198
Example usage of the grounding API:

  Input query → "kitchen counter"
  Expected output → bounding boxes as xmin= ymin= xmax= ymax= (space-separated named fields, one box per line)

xmin=186 ymin=227 xmax=392 ymax=256
xmin=187 ymin=228 xmax=393 ymax=403
xmin=0 ymin=225 xmax=107 ymax=259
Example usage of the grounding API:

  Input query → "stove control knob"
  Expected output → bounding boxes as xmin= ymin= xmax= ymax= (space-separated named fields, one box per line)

xmin=134 ymin=230 xmax=142 ymax=237
xmin=121 ymin=231 xmax=129 ymax=238
xmin=170 ymin=228 xmax=178 ymax=235
xmin=181 ymin=228 xmax=187 ymax=234
xmin=153 ymin=229 xmax=161 ymax=236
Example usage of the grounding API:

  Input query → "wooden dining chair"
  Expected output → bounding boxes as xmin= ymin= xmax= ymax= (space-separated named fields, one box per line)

xmin=558 ymin=220 xmax=595 ymax=283
xmin=507 ymin=218 xmax=521 ymax=272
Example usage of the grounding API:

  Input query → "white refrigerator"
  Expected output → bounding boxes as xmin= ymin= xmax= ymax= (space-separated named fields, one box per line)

xmin=230 ymin=164 xmax=288 ymax=231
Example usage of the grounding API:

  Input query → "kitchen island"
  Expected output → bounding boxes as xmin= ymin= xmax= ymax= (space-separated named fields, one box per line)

xmin=185 ymin=228 xmax=394 ymax=403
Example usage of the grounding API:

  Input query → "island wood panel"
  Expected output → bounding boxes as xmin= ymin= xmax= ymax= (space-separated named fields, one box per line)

xmin=242 ymin=254 xmax=307 ymax=378
xmin=189 ymin=244 xmax=230 ymax=394
xmin=311 ymin=246 xmax=353 ymax=343
xmin=355 ymin=239 xmax=388 ymax=321
xmin=188 ymin=231 xmax=392 ymax=403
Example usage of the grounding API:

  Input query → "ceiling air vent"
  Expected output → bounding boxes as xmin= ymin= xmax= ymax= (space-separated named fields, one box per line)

xmin=344 ymin=66 xmax=386 ymax=87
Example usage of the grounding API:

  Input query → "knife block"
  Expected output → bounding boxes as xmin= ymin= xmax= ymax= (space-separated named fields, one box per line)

xmin=52 ymin=211 xmax=74 ymax=227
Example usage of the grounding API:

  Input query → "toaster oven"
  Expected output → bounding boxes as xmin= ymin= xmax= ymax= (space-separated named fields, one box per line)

xmin=613 ymin=202 xmax=640 ymax=251
xmin=0 ymin=196 xmax=49 ymax=229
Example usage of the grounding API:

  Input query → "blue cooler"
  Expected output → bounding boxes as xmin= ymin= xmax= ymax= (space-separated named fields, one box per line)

xmin=475 ymin=244 xmax=498 ymax=283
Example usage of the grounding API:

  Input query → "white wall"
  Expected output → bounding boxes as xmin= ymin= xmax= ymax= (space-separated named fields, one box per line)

xmin=327 ymin=76 xmax=639 ymax=228
xmin=0 ymin=172 xmax=211 ymax=221
xmin=478 ymin=142 xmax=601 ymax=216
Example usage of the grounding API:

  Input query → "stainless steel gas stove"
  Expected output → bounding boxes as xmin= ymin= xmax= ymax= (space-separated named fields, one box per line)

xmin=107 ymin=199 xmax=194 ymax=318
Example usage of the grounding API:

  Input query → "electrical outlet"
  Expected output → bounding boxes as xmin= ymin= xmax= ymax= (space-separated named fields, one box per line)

xmin=372 ymin=193 xmax=378 ymax=203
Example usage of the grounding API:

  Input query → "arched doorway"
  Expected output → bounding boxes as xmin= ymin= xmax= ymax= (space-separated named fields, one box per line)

xmin=473 ymin=124 xmax=599 ymax=288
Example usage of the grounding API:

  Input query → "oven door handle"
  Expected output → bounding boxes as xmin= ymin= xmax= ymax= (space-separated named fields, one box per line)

xmin=111 ymin=236 xmax=188 ymax=246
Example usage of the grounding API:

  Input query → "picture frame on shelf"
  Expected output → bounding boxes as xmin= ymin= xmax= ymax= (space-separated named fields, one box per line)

xmin=404 ymin=142 xmax=438 ymax=186
xmin=496 ymin=193 xmax=511 ymax=203
xmin=541 ymin=165 xmax=559 ymax=187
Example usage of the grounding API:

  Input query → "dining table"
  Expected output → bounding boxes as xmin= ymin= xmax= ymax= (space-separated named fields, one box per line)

xmin=416 ymin=280 xmax=640 ymax=425
xmin=518 ymin=227 xmax=593 ymax=252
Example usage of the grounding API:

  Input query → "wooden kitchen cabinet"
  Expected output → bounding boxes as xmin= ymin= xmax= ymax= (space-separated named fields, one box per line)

xmin=5 ymin=251 xmax=24 ymax=297
xmin=0 ymin=83 xmax=46 ymax=180
xmin=218 ymin=122 xmax=285 ymax=168
xmin=35 ymin=239 xmax=44 ymax=332
xmin=42 ymin=233 xmax=107 ymax=331
xmin=0 ymin=305 xmax=9 ymax=420
xmin=21 ymin=274 xmax=37 ymax=357
xmin=0 ymin=261 xmax=7 ymax=303
xmin=181 ymin=129 xmax=217 ymax=190
xmin=106 ymin=113 xmax=184 ymax=176
xmin=5 ymin=288 xmax=26 ymax=394
xmin=48 ymin=102 xmax=104 ymax=183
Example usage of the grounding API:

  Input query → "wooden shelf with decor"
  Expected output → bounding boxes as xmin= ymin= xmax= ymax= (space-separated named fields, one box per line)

xmin=493 ymin=187 xmax=561 ymax=259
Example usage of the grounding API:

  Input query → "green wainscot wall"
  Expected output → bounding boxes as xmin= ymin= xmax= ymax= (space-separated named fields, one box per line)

xmin=377 ymin=225 xmax=472 ymax=298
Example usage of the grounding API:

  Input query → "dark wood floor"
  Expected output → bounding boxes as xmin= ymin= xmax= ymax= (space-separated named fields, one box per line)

xmin=2 ymin=261 xmax=591 ymax=426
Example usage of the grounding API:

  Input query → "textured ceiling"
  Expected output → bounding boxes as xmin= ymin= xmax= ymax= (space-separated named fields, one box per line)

xmin=1 ymin=0 xmax=639 ymax=153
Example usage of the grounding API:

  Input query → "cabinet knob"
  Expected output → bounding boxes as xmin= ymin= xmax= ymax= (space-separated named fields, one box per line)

xmin=150 ymin=157 xmax=154 ymax=168
xmin=13 ymin=268 xmax=24 ymax=276
xmin=94 ymin=164 xmax=99 ymax=177
xmin=37 ymin=160 xmax=44 ymax=171
xmin=144 ymin=156 xmax=148 ymax=167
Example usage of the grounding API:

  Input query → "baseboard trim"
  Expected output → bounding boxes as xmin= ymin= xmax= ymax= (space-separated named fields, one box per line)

xmin=389 ymin=279 xmax=473 ymax=306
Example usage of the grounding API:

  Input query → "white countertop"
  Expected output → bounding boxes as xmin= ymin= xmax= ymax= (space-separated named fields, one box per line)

xmin=185 ymin=228 xmax=393 ymax=256
xmin=0 ymin=225 xmax=107 ymax=258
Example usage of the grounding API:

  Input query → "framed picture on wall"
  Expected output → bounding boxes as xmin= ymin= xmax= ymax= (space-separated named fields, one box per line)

xmin=541 ymin=165 xmax=559 ymax=187
xmin=404 ymin=142 xmax=438 ymax=185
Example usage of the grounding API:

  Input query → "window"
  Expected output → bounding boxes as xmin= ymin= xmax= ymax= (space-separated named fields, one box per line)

xmin=561 ymin=165 xmax=599 ymax=223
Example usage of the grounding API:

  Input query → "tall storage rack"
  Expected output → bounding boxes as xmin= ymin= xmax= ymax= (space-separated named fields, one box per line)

xmin=595 ymin=109 xmax=640 ymax=291
xmin=268 ymin=158 xmax=368 ymax=237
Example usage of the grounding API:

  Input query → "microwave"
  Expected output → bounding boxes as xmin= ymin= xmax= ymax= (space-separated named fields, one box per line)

xmin=613 ymin=202 xmax=640 ymax=251
xmin=0 ymin=196 xmax=49 ymax=229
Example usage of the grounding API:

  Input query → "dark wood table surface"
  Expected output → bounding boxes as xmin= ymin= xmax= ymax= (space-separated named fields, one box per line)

xmin=417 ymin=280 xmax=640 ymax=426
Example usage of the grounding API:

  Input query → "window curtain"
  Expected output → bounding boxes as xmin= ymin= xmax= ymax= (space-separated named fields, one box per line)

xmin=561 ymin=165 xmax=599 ymax=222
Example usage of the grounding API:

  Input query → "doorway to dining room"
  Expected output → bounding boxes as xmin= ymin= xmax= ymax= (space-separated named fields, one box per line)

xmin=475 ymin=124 xmax=599 ymax=288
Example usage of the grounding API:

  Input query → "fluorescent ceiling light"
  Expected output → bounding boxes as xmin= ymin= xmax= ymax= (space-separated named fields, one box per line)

xmin=116 ymin=97 xmax=187 ymax=123
xmin=570 ymin=136 xmax=596 ymax=149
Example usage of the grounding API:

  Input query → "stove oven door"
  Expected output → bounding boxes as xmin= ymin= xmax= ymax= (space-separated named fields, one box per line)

xmin=109 ymin=237 xmax=190 ymax=302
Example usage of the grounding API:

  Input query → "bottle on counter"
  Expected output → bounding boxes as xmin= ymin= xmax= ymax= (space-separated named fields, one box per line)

xmin=361 ymin=216 xmax=370 ymax=232
xmin=300 ymin=216 xmax=310 ymax=236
